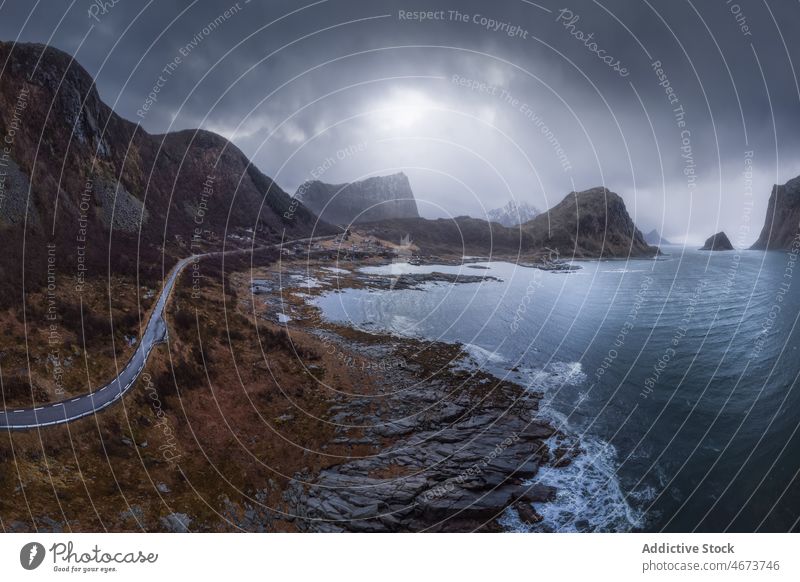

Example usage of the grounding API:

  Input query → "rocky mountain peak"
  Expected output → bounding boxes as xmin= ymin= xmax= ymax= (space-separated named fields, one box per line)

xmin=2 ymin=42 xmax=109 ymax=156
xmin=295 ymin=172 xmax=419 ymax=225
xmin=0 ymin=40 xmax=331 ymax=308
xmin=522 ymin=186 xmax=657 ymax=258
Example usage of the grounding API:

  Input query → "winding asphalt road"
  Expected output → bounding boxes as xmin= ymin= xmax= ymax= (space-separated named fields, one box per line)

xmin=0 ymin=236 xmax=326 ymax=430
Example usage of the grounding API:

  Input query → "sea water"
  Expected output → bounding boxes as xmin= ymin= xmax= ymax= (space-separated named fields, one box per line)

xmin=311 ymin=247 xmax=800 ymax=532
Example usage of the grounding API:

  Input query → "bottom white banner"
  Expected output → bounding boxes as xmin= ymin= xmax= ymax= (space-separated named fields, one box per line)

xmin=0 ymin=533 xmax=796 ymax=581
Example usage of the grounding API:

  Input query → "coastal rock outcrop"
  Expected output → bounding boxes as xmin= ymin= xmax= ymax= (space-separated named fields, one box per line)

xmin=291 ymin=389 xmax=557 ymax=532
xmin=522 ymin=187 xmax=658 ymax=258
xmin=750 ymin=175 xmax=800 ymax=250
xmin=284 ymin=337 xmax=568 ymax=532
xmin=700 ymin=231 xmax=734 ymax=251
xmin=295 ymin=172 xmax=419 ymax=225
xmin=296 ymin=413 xmax=555 ymax=532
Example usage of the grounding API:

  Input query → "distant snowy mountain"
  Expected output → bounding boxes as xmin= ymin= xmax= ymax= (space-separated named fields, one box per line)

xmin=485 ymin=200 xmax=540 ymax=227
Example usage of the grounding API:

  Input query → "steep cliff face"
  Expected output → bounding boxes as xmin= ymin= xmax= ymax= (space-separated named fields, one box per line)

xmin=0 ymin=42 xmax=325 ymax=239
xmin=295 ymin=172 xmax=419 ymax=225
xmin=750 ymin=176 xmax=800 ymax=250
xmin=700 ymin=231 xmax=734 ymax=251
xmin=0 ymin=41 xmax=329 ymax=306
xmin=522 ymin=187 xmax=657 ymax=258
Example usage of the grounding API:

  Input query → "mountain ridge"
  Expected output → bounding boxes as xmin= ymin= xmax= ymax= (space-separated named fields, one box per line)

xmin=0 ymin=41 xmax=331 ymax=307
xmin=295 ymin=172 xmax=420 ymax=225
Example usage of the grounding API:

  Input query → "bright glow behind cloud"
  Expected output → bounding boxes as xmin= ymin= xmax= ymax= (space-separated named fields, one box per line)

xmin=371 ymin=89 xmax=438 ymax=131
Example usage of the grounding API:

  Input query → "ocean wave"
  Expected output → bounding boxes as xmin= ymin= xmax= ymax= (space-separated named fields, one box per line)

xmin=522 ymin=361 xmax=587 ymax=393
xmin=500 ymin=361 xmax=645 ymax=532
xmin=460 ymin=342 xmax=507 ymax=366
xmin=500 ymin=434 xmax=646 ymax=532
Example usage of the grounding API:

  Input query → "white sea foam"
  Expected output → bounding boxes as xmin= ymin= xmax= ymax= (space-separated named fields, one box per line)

xmin=523 ymin=361 xmax=587 ymax=392
xmin=311 ymin=279 xmax=647 ymax=532
xmin=461 ymin=342 xmax=507 ymax=366
xmin=499 ymin=361 xmax=645 ymax=532
xmin=500 ymin=434 xmax=646 ymax=532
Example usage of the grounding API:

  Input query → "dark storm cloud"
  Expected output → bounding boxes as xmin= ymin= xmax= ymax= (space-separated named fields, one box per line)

xmin=1 ymin=0 xmax=798 ymax=244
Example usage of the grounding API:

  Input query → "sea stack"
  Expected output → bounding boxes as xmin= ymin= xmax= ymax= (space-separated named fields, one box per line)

xmin=750 ymin=175 xmax=800 ymax=250
xmin=700 ymin=232 xmax=734 ymax=251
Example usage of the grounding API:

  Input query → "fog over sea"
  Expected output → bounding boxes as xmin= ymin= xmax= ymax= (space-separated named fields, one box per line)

xmin=312 ymin=247 xmax=800 ymax=532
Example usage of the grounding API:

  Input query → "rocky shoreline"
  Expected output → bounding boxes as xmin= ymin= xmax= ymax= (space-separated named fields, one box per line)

xmin=252 ymin=260 xmax=578 ymax=532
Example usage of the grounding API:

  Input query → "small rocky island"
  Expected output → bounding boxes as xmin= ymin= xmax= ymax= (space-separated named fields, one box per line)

xmin=700 ymin=231 xmax=734 ymax=251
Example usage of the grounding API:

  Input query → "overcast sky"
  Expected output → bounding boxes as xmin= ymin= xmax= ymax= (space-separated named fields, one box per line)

xmin=2 ymin=0 xmax=799 ymax=244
